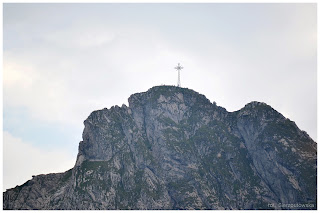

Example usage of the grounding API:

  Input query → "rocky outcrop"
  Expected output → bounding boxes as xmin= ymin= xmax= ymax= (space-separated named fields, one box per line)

xmin=3 ymin=86 xmax=317 ymax=210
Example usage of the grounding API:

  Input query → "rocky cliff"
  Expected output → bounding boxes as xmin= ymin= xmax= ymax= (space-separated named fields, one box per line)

xmin=3 ymin=86 xmax=317 ymax=210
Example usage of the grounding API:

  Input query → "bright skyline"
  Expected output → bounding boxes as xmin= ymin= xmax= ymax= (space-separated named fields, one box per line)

xmin=3 ymin=3 xmax=317 ymax=190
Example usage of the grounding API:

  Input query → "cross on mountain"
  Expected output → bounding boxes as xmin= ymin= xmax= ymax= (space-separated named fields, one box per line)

xmin=174 ymin=63 xmax=183 ymax=87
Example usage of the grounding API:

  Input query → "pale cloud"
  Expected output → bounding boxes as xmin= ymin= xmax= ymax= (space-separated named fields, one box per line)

xmin=3 ymin=131 xmax=75 ymax=191
xmin=3 ymin=57 xmax=70 ymax=124
xmin=3 ymin=60 xmax=35 ymax=90
xmin=44 ymin=25 xmax=116 ymax=49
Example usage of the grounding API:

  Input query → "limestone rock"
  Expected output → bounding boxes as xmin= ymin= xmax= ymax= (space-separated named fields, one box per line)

xmin=3 ymin=86 xmax=316 ymax=210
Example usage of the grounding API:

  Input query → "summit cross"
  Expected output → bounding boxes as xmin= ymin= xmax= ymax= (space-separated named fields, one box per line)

xmin=174 ymin=63 xmax=183 ymax=87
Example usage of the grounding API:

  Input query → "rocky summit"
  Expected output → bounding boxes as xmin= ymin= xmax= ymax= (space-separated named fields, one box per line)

xmin=3 ymin=86 xmax=317 ymax=210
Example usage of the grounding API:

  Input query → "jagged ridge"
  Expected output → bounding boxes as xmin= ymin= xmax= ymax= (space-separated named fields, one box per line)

xmin=3 ymin=86 xmax=317 ymax=210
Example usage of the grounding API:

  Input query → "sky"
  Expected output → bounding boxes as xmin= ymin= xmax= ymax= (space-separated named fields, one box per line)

xmin=3 ymin=3 xmax=317 ymax=191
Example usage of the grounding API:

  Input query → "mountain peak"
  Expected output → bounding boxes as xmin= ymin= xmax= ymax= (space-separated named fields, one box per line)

xmin=4 ymin=86 xmax=316 ymax=210
xmin=128 ymin=85 xmax=212 ymax=108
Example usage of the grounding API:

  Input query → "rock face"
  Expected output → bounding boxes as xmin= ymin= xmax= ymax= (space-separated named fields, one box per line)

xmin=3 ymin=86 xmax=317 ymax=210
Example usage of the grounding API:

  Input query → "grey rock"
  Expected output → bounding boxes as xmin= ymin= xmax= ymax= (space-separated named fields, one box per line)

xmin=3 ymin=86 xmax=317 ymax=210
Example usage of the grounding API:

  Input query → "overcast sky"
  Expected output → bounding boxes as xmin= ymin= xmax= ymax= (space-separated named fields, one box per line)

xmin=3 ymin=3 xmax=317 ymax=190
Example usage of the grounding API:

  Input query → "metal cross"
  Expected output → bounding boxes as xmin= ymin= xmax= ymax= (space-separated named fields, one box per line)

xmin=174 ymin=63 xmax=183 ymax=87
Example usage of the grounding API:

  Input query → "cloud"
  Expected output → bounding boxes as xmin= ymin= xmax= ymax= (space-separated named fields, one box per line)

xmin=3 ymin=131 xmax=76 ymax=191
xmin=43 ymin=25 xmax=116 ymax=49
xmin=3 ymin=57 xmax=70 ymax=124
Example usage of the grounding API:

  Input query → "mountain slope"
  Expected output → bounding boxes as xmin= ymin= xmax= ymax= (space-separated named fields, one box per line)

xmin=3 ymin=86 xmax=317 ymax=210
